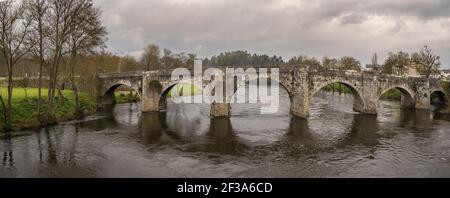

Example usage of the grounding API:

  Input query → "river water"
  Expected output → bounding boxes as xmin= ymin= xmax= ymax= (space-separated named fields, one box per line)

xmin=1 ymin=88 xmax=450 ymax=178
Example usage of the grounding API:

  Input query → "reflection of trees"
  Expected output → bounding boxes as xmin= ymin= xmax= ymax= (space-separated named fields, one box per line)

xmin=27 ymin=125 xmax=81 ymax=167
xmin=44 ymin=127 xmax=57 ymax=165
xmin=74 ymin=115 xmax=120 ymax=131
xmin=2 ymin=134 xmax=14 ymax=168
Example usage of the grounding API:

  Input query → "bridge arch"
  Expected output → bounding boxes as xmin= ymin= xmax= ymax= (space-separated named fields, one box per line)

xmin=377 ymin=85 xmax=415 ymax=109
xmin=159 ymin=80 xmax=204 ymax=111
xmin=228 ymin=76 xmax=294 ymax=116
xmin=232 ymin=76 xmax=294 ymax=102
xmin=430 ymin=90 xmax=447 ymax=105
xmin=102 ymin=80 xmax=142 ymax=105
xmin=309 ymin=80 xmax=365 ymax=114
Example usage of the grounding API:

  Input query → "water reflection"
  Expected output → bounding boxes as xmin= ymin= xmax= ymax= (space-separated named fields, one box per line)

xmin=1 ymin=92 xmax=450 ymax=178
xmin=398 ymin=109 xmax=433 ymax=127
xmin=338 ymin=114 xmax=380 ymax=148
xmin=139 ymin=113 xmax=168 ymax=145
xmin=138 ymin=111 xmax=249 ymax=155
xmin=2 ymin=135 xmax=14 ymax=168
xmin=433 ymin=113 xmax=450 ymax=122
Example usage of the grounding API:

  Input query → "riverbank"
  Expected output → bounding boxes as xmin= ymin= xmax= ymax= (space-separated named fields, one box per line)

xmin=0 ymin=87 xmax=98 ymax=132
xmin=115 ymin=91 xmax=140 ymax=104
xmin=322 ymin=83 xmax=401 ymax=101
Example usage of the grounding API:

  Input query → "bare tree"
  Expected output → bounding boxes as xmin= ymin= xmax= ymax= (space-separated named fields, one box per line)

xmin=339 ymin=56 xmax=361 ymax=71
xmin=67 ymin=1 xmax=106 ymax=117
xmin=0 ymin=0 xmax=35 ymax=131
xmin=27 ymin=0 xmax=49 ymax=120
xmin=383 ymin=52 xmax=410 ymax=76
xmin=38 ymin=0 xmax=104 ymax=121
xmin=287 ymin=55 xmax=321 ymax=69
xmin=162 ymin=48 xmax=172 ymax=68
xmin=412 ymin=45 xmax=441 ymax=78
xmin=140 ymin=44 xmax=160 ymax=71
xmin=322 ymin=56 xmax=338 ymax=69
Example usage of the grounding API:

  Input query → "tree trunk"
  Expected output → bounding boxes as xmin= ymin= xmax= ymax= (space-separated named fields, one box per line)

xmin=0 ymin=95 xmax=7 ymax=131
xmin=24 ymin=87 xmax=28 ymax=100
xmin=5 ymin=65 xmax=13 ymax=131
xmin=70 ymin=48 xmax=81 ymax=117
xmin=129 ymin=89 xmax=133 ymax=102
xmin=37 ymin=65 xmax=43 ymax=120
xmin=73 ymin=84 xmax=81 ymax=117
xmin=58 ymin=87 xmax=64 ymax=106
xmin=45 ymin=52 xmax=62 ymax=120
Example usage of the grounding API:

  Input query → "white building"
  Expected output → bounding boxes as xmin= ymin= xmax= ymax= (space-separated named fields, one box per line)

xmin=441 ymin=69 xmax=450 ymax=79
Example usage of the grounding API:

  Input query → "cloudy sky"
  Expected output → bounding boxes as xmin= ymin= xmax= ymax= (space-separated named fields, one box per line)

xmin=94 ymin=0 xmax=450 ymax=68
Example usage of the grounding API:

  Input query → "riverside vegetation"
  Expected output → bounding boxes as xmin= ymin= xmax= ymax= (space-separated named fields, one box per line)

xmin=0 ymin=83 xmax=202 ymax=132
xmin=0 ymin=87 xmax=97 ymax=131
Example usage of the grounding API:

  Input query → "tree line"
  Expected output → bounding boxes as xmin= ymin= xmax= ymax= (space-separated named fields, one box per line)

xmin=380 ymin=46 xmax=441 ymax=78
xmin=137 ymin=45 xmax=441 ymax=78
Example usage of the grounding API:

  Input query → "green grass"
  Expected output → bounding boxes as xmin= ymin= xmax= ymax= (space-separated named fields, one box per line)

xmin=167 ymin=84 xmax=202 ymax=97
xmin=322 ymin=83 xmax=353 ymax=94
xmin=380 ymin=89 xmax=401 ymax=101
xmin=0 ymin=87 xmax=97 ymax=131
xmin=115 ymin=91 xmax=139 ymax=104
xmin=322 ymin=83 xmax=402 ymax=101
xmin=112 ymin=84 xmax=201 ymax=105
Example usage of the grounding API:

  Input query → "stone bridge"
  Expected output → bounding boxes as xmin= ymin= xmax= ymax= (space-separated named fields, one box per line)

xmin=96 ymin=66 xmax=448 ymax=118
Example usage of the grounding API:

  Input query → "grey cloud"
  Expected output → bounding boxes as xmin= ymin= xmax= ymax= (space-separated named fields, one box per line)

xmin=94 ymin=0 xmax=450 ymax=67
xmin=339 ymin=13 xmax=368 ymax=25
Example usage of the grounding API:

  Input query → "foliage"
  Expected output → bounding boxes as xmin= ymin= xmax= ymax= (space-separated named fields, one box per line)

xmin=0 ymin=87 xmax=97 ymax=131
xmin=322 ymin=56 xmax=338 ymax=69
xmin=286 ymin=55 xmax=321 ymax=68
xmin=411 ymin=46 xmax=441 ymax=78
xmin=167 ymin=84 xmax=202 ymax=97
xmin=338 ymin=56 xmax=361 ymax=71
xmin=204 ymin=50 xmax=284 ymax=66
xmin=114 ymin=91 xmax=139 ymax=104
xmin=140 ymin=44 xmax=161 ymax=70
xmin=382 ymin=51 xmax=411 ymax=76
xmin=320 ymin=83 xmax=402 ymax=101
xmin=321 ymin=83 xmax=353 ymax=94
xmin=379 ymin=89 xmax=401 ymax=101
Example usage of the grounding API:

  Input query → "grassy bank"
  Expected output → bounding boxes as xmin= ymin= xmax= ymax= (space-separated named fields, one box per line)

xmin=167 ymin=84 xmax=202 ymax=97
xmin=379 ymin=89 xmax=401 ymax=101
xmin=322 ymin=83 xmax=353 ymax=94
xmin=322 ymin=83 xmax=402 ymax=101
xmin=0 ymin=87 xmax=98 ymax=131
xmin=115 ymin=91 xmax=140 ymax=104
xmin=113 ymin=84 xmax=202 ymax=105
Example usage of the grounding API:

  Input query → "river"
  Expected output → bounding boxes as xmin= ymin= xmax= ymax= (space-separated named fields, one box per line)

xmin=1 ymin=88 xmax=450 ymax=178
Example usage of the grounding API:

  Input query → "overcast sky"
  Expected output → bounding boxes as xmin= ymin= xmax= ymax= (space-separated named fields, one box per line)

xmin=94 ymin=0 xmax=450 ymax=68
